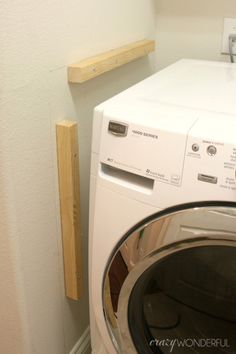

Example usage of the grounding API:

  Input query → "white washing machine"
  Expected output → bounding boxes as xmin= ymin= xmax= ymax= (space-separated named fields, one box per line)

xmin=89 ymin=59 xmax=236 ymax=354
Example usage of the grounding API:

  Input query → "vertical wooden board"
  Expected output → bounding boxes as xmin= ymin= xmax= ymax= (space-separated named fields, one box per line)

xmin=56 ymin=121 xmax=83 ymax=300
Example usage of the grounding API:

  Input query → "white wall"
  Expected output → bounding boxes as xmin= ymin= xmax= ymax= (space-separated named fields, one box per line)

xmin=154 ymin=0 xmax=236 ymax=70
xmin=0 ymin=1 xmax=156 ymax=353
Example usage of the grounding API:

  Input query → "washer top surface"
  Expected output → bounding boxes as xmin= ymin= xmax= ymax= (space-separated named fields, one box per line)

xmin=99 ymin=59 xmax=236 ymax=117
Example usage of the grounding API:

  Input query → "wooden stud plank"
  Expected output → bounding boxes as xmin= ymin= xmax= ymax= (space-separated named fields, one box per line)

xmin=68 ymin=39 xmax=155 ymax=83
xmin=56 ymin=121 xmax=83 ymax=300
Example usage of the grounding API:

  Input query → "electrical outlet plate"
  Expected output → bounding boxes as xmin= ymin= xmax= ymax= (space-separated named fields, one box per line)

xmin=222 ymin=18 xmax=236 ymax=54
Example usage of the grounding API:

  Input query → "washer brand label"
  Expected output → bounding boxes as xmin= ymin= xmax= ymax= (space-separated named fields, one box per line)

xmin=108 ymin=121 xmax=128 ymax=136
xmin=132 ymin=129 xmax=158 ymax=139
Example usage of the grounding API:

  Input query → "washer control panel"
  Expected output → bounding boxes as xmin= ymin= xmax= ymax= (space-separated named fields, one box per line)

xmin=185 ymin=121 xmax=236 ymax=194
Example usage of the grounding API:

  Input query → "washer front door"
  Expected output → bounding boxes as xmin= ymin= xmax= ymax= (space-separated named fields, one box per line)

xmin=103 ymin=202 xmax=236 ymax=354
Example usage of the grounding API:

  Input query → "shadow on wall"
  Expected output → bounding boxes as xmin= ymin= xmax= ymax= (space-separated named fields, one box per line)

xmin=154 ymin=0 xmax=236 ymax=70
xmin=0 ymin=137 xmax=29 ymax=353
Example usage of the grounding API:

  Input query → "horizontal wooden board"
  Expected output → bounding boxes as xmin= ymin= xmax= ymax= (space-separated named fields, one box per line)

xmin=68 ymin=39 xmax=155 ymax=83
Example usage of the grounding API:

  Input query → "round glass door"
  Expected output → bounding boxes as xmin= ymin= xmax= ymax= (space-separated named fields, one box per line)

xmin=103 ymin=203 xmax=236 ymax=353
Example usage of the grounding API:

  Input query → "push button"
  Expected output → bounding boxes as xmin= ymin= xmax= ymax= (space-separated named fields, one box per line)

xmin=192 ymin=143 xmax=199 ymax=152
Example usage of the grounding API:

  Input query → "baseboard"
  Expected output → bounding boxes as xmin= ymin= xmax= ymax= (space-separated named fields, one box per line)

xmin=69 ymin=326 xmax=91 ymax=354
